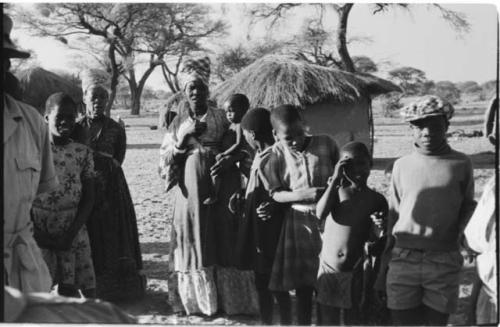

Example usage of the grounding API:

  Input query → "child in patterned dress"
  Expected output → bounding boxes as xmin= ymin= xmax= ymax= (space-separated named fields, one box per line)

xmin=315 ymin=142 xmax=387 ymax=325
xmin=261 ymin=105 xmax=339 ymax=325
xmin=32 ymin=92 xmax=96 ymax=298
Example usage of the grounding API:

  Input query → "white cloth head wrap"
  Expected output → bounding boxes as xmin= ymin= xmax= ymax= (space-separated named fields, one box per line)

xmin=81 ymin=69 xmax=110 ymax=94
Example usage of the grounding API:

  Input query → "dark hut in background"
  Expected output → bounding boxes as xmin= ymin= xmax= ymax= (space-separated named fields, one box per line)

xmin=17 ymin=67 xmax=84 ymax=115
xmin=211 ymin=55 xmax=401 ymax=152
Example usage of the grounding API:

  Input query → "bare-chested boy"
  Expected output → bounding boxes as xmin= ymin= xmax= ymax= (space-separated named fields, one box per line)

xmin=315 ymin=141 xmax=388 ymax=325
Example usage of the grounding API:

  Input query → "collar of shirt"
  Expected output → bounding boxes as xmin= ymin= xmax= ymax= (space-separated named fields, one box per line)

xmin=4 ymin=94 xmax=24 ymax=144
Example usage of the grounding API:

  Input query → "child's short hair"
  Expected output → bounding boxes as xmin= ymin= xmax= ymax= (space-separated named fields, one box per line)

xmin=226 ymin=93 xmax=250 ymax=113
xmin=341 ymin=141 xmax=373 ymax=166
xmin=270 ymin=104 xmax=303 ymax=129
xmin=241 ymin=107 xmax=273 ymax=142
xmin=45 ymin=92 xmax=77 ymax=116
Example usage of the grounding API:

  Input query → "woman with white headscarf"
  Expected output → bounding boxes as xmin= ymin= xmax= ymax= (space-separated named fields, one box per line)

xmin=72 ymin=69 xmax=144 ymax=301
xmin=159 ymin=57 xmax=258 ymax=316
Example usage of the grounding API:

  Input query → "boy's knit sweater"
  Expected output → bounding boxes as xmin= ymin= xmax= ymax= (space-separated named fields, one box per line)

xmin=389 ymin=142 xmax=476 ymax=251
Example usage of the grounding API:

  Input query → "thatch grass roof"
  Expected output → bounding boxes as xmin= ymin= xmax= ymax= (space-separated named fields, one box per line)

xmin=17 ymin=67 xmax=83 ymax=113
xmin=211 ymin=55 xmax=401 ymax=108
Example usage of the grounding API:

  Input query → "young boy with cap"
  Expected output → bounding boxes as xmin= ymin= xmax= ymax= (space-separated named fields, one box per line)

xmin=385 ymin=95 xmax=476 ymax=325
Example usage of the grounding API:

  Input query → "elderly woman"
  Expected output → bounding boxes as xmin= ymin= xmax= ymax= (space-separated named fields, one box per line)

xmin=73 ymin=69 xmax=144 ymax=301
xmin=159 ymin=57 xmax=257 ymax=316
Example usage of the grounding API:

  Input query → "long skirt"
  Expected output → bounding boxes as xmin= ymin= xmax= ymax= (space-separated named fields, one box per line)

xmin=86 ymin=156 xmax=144 ymax=301
xmin=169 ymin=150 xmax=258 ymax=316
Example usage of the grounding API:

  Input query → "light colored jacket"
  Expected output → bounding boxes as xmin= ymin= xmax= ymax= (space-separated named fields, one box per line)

xmin=465 ymin=176 xmax=497 ymax=300
xmin=4 ymin=94 xmax=58 ymax=292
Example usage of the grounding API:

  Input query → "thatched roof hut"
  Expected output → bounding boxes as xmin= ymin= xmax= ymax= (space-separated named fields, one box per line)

xmin=212 ymin=55 xmax=401 ymax=152
xmin=17 ymin=67 xmax=83 ymax=115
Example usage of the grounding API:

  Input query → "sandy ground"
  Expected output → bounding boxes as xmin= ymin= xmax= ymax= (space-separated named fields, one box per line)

xmin=112 ymin=102 xmax=495 ymax=325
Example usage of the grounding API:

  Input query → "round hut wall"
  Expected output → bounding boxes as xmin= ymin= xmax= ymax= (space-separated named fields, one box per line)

xmin=301 ymin=95 xmax=372 ymax=153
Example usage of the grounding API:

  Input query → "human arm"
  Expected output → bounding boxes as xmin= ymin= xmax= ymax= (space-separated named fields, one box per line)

xmin=210 ymin=150 xmax=246 ymax=177
xmin=369 ymin=195 xmax=389 ymax=241
xmin=159 ymin=117 xmax=197 ymax=174
xmin=315 ymin=158 xmax=351 ymax=220
xmin=464 ymin=176 xmax=495 ymax=254
xmin=54 ymin=147 xmax=96 ymax=250
xmin=54 ymin=178 xmax=95 ymax=251
xmin=218 ymin=125 xmax=243 ymax=159
xmin=37 ymin=120 xmax=58 ymax=194
xmin=458 ymin=158 xmax=477 ymax=236
xmin=114 ymin=123 xmax=126 ymax=165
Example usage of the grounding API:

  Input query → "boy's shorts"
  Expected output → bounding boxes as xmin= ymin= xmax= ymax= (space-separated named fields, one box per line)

xmin=316 ymin=260 xmax=353 ymax=309
xmin=386 ymin=247 xmax=463 ymax=314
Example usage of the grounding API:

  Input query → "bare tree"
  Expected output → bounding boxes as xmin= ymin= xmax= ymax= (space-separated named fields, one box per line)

xmin=249 ymin=3 xmax=470 ymax=73
xmin=15 ymin=3 xmax=224 ymax=115
xmin=213 ymin=41 xmax=288 ymax=82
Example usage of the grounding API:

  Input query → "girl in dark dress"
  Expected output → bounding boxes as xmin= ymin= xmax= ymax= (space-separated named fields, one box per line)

xmin=234 ymin=108 xmax=291 ymax=325
xmin=73 ymin=69 xmax=144 ymax=301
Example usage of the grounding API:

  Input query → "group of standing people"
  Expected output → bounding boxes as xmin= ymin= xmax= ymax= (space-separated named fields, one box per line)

xmin=159 ymin=56 xmax=496 ymax=326
xmin=4 ymin=13 xmax=143 ymax=308
xmin=3 ymin=10 xmax=497 ymax=325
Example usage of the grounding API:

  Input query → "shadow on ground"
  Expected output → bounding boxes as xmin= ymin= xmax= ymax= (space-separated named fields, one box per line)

xmin=141 ymin=242 xmax=170 ymax=254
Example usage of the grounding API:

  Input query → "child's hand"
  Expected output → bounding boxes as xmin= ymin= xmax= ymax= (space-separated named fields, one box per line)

xmin=215 ymin=153 xmax=224 ymax=162
xmin=298 ymin=187 xmax=325 ymax=202
xmin=256 ymin=202 xmax=273 ymax=221
xmin=332 ymin=159 xmax=351 ymax=183
xmin=228 ymin=191 xmax=244 ymax=215
xmin=370 ymin=211 xmax=386 ymax=230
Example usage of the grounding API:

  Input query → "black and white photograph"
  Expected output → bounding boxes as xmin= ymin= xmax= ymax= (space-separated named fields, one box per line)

xmin=3 ymin=1 xmax=498 ymax=325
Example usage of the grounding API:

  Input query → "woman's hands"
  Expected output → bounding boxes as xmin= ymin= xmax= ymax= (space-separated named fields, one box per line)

xmin=228 ymin=190 xmax=245 ymax=215
xmin=176 ymin=120 xmax=207 ymax=149
xmin=210 ymin=154 xmax=237 ymax=177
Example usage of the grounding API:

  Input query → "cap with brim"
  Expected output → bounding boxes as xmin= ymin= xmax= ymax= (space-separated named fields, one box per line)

xmin=3 ymin=14 xmax=30 ymax=59
xmin=400 ymin=95 xmax=454 ymax=122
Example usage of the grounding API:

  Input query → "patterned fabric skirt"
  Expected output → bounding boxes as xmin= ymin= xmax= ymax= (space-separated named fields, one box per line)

xmin=167 ymin=147 xmax=258 ymax=316
xmin=169 ymin=266 xmax=259 ymax=316
xmin=32 ymin=207 xmax=96 ymax=291
xmin=87 ymin=157 xmax=144 ymax=301
xmin=269 ymin=207 xmax=322 ymax=291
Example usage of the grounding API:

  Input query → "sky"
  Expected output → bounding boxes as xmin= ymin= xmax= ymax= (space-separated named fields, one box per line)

xmin=9 ymin=2 xmax=500 ymax=91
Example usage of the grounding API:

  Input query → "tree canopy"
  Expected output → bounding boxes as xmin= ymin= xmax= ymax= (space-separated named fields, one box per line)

xmin=15 ymin=3 xmax=225 ymax=115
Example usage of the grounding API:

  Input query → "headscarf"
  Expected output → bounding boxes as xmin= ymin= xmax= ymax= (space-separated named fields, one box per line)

xmin=80 ymin=69 xmax=110 ymax=95
xmin=179 ymin=56 xmax=211 ymax=90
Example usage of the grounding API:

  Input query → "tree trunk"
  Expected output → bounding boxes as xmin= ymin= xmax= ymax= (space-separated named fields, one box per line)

xmin=336 ymin=4 xmax=356 ymax=73
xmin=130 ymin=91 xmax=141 ymax=115
xmin=106 ymin=43 xmax=120 ymax=116
xmin=127 ymin=70 xmax=140 ymax=115
xmin=127 ymin=57 xmax=159 ymax=116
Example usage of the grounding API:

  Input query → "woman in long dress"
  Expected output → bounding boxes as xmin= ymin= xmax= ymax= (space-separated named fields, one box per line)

xmin=73 ymin=69 xmax=144 ymax=301
xmin=159 ymin=57 xmax=258 ymax=316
